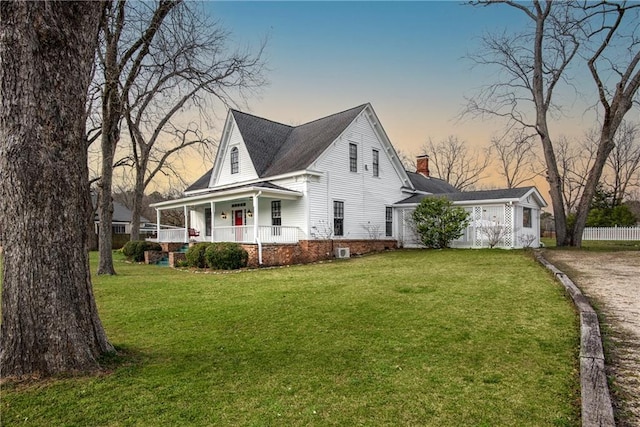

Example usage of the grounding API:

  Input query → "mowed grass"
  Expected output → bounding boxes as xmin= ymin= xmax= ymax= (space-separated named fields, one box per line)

xmin=2 ymin=250 xmax=580 ymax=426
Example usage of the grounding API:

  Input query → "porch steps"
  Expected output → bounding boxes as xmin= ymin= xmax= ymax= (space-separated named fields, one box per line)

xmin=154 ymin=245 xmax=187 ymax=267
xmin=155 ymin=256 xmax=169 ymax=267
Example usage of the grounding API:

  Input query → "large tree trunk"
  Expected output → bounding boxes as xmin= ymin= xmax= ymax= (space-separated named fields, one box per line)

xmin=0 ymin=1 xmax=114 ymax=378
xmin=529 ymin=4 xmax=570 ymax=247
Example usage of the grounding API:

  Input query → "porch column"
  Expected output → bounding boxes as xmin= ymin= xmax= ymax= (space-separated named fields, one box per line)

xmin=183 ymin=205 xmax=188 ymax=243
xmin=210 ymin=201 xmax=215 ymax=243
xmin=156 ymin=209 xmax=160 ymax=241
xmin=252 ymin=194 xmax=259 ymax=243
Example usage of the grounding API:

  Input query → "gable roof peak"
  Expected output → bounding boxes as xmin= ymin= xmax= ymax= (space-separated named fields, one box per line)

xmin=229 ymin=103 xmax=370 ymax=178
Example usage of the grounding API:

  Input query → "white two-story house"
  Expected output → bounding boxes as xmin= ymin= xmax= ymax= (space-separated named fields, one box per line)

xmin=151 ymin=103 xmax=546 ymax=266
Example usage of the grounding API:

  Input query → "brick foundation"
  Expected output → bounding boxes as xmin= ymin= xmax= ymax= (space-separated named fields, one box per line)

xmin=169 ymin=252 xmax=186 ymax=267
xmin=241 ymin=239 xmax=397 ymax=268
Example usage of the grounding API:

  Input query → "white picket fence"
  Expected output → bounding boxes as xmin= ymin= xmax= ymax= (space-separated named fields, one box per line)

xmin=582 ymin=226 xmax=640 ymax=241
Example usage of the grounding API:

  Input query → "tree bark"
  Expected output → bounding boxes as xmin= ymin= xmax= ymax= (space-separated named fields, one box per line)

xmin=0 ymin=1 xmax=114 ymax=378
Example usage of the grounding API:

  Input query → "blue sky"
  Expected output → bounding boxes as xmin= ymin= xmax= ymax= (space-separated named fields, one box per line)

xmin=174 ymin=0 xmax=607 ymax=193
xmin=201 ymin=1 xmax=542 ymax=154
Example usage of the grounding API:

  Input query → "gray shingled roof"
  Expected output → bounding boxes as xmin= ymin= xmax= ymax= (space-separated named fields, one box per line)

xmin=232 ymin=104 xmax=368 ymax=178
xmin=407 ymin=171 xmax=459 ymax=194
xmin=185 ymin=168 xmax=212 ymax=192
xmin=185 ymin=105 xmax=369 ymax=193
xmin=396 ymin=186 xmax=537 ymax=205
xmin=92 ymin=195 xmax=149 ymax=223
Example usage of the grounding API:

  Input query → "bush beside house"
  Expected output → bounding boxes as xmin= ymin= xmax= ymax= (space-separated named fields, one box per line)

xmin=412 ymin=197 xmax=470 ymax=248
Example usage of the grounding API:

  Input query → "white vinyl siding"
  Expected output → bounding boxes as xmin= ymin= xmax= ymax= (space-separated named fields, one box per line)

xmin=214 ymin=119 xmax=258 ymax=186
xmin=307 ymin=112 xmax=406 ymax=239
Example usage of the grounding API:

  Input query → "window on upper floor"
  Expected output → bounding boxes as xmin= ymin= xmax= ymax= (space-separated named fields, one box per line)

xmin=372 ymin=149 xmax=379 ymax=177
xmin=334 ymin=200 xmax=344 ymax=236
xmin=349 ymin=143 xmax=357 ymax=172
xmin=230 ymin=147 xmax=239 ymax=174
xmin=523 ymin=207 xmax=532 ymax=228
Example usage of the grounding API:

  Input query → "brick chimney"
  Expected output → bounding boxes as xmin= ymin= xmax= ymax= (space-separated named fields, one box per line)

xmin=416 ymin=155 xmax=430 ymax=177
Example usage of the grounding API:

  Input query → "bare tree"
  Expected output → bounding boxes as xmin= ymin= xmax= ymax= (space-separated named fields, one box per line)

xmin=490 ymin=129 xmax=540 ymax=188
xmin=0 ymin=1 xmax=113 ymax=378
xmin=555 ymin=135 xmax=597 ymax=214
xmin=604 ymin=121 xmax=640 ymax=205
xmin=121 ymin=2 xmax=264 ymax=241
xmin=96 ymin=0 xmax=180 ymax=274
xmin=570 ymin=1 xmax=640 ymax=246
xmin=421 ymin=136 xmax=491 ymax=190
xmin=467 ymin=1 xmax=640 ymax=246
xmin=466 ymin=1 xmax=579 ymax=245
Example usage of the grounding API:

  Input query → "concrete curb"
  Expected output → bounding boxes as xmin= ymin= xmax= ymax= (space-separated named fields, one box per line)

xmin=535 ymin=251 xmax=615 ymax=427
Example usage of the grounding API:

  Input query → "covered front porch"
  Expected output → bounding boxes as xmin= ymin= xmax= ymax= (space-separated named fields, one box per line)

xmin=149 ymin=183 xmax=305 ymax=245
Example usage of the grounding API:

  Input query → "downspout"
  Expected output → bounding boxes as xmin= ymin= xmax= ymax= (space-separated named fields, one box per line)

xmin=254 ymin=191 xmax=263 ymax=265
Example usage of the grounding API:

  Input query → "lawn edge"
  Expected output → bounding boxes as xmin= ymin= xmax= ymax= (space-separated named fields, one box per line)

xmin=534 ymin=250 xmax=615 ymax=427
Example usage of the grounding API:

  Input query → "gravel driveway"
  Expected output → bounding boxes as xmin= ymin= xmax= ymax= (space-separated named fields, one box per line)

xmin=542 ymin=250 xmax=640 ymax=427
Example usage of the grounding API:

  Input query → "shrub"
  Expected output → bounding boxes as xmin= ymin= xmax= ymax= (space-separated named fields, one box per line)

xmin=412 ymin=197 xmax=470 ymax=248
xmin=122 ymin=241 xmax=137 ymax=259
xmin=204 ymin=242 xmax=249 ymax=270
xmin=122 ymin=240 xmax=162 ymax=262
xmin=185 ymin=242 xmax=212 ymax=268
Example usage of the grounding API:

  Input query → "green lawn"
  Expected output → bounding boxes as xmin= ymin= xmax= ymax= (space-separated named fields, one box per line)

xmin=2 ymin=250 xmax=580 ymax=426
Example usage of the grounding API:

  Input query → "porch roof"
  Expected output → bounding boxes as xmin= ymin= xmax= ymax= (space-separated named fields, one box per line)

xmin=394 ymin=186 xmax=547 ymax=207
xmin=151 ymin=181 xmax=302 ymax=210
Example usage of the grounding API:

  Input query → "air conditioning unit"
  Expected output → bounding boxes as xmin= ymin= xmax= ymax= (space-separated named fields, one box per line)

xmin=335 ymin=247 xmax=350 ymax=259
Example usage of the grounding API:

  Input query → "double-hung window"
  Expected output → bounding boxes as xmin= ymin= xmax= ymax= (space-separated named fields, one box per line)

xmin=230 ymin=147 xmax=239 ymax=174
xmin=385 ymin=207 xmax=393 ymax=237
xmin=271 ymin=201 xmax=281 ymax=235
xmin=349 ymin=143 xmax=357 ymax=172
xmin=522 ymin=207 xmax=532 ymax=228
xmin=333 ymin=201 xmax=344 ymax=236
xmin=372 ymin=149 xmax=379 ymax=177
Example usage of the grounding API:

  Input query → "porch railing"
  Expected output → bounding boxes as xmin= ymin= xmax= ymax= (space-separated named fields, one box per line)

xmin=157 ymin=228 xmax=188 ymax=243
xmin=155 ymin=226 xmax=301 ymax=244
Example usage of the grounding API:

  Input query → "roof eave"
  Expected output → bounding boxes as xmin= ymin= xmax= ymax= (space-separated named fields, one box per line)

xmin=151 ymin=185 xmax=303 ymax=210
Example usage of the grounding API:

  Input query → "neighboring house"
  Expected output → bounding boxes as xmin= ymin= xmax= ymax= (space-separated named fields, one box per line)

xmin=150 ymin=103 xmax=546 ymax=266
xmin=93 ymin=197 xmax=150 ymax=236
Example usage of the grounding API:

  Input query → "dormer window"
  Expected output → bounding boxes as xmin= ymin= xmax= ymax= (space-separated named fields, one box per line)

xmin=230 ymin=147 xmax=239 ymax=174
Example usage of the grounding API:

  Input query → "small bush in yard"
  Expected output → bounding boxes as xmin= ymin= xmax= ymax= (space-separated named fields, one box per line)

xmin=204 ymin=242 xmax=248 ymax=270
xmin=185 ymin=242 xmax=212 ymax=268
xmin=122 ymin=240 xmax=162 ymax=262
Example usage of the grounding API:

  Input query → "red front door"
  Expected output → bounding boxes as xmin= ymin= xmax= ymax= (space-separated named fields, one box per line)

xmin=234 ymin=210 xmax=244 ymax=242
xmin=234 ymin=210 xmax=243 ymax=226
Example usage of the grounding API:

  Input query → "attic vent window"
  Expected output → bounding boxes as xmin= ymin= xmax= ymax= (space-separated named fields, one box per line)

xmin=230 ymin=147 xmax=239 ymax=174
